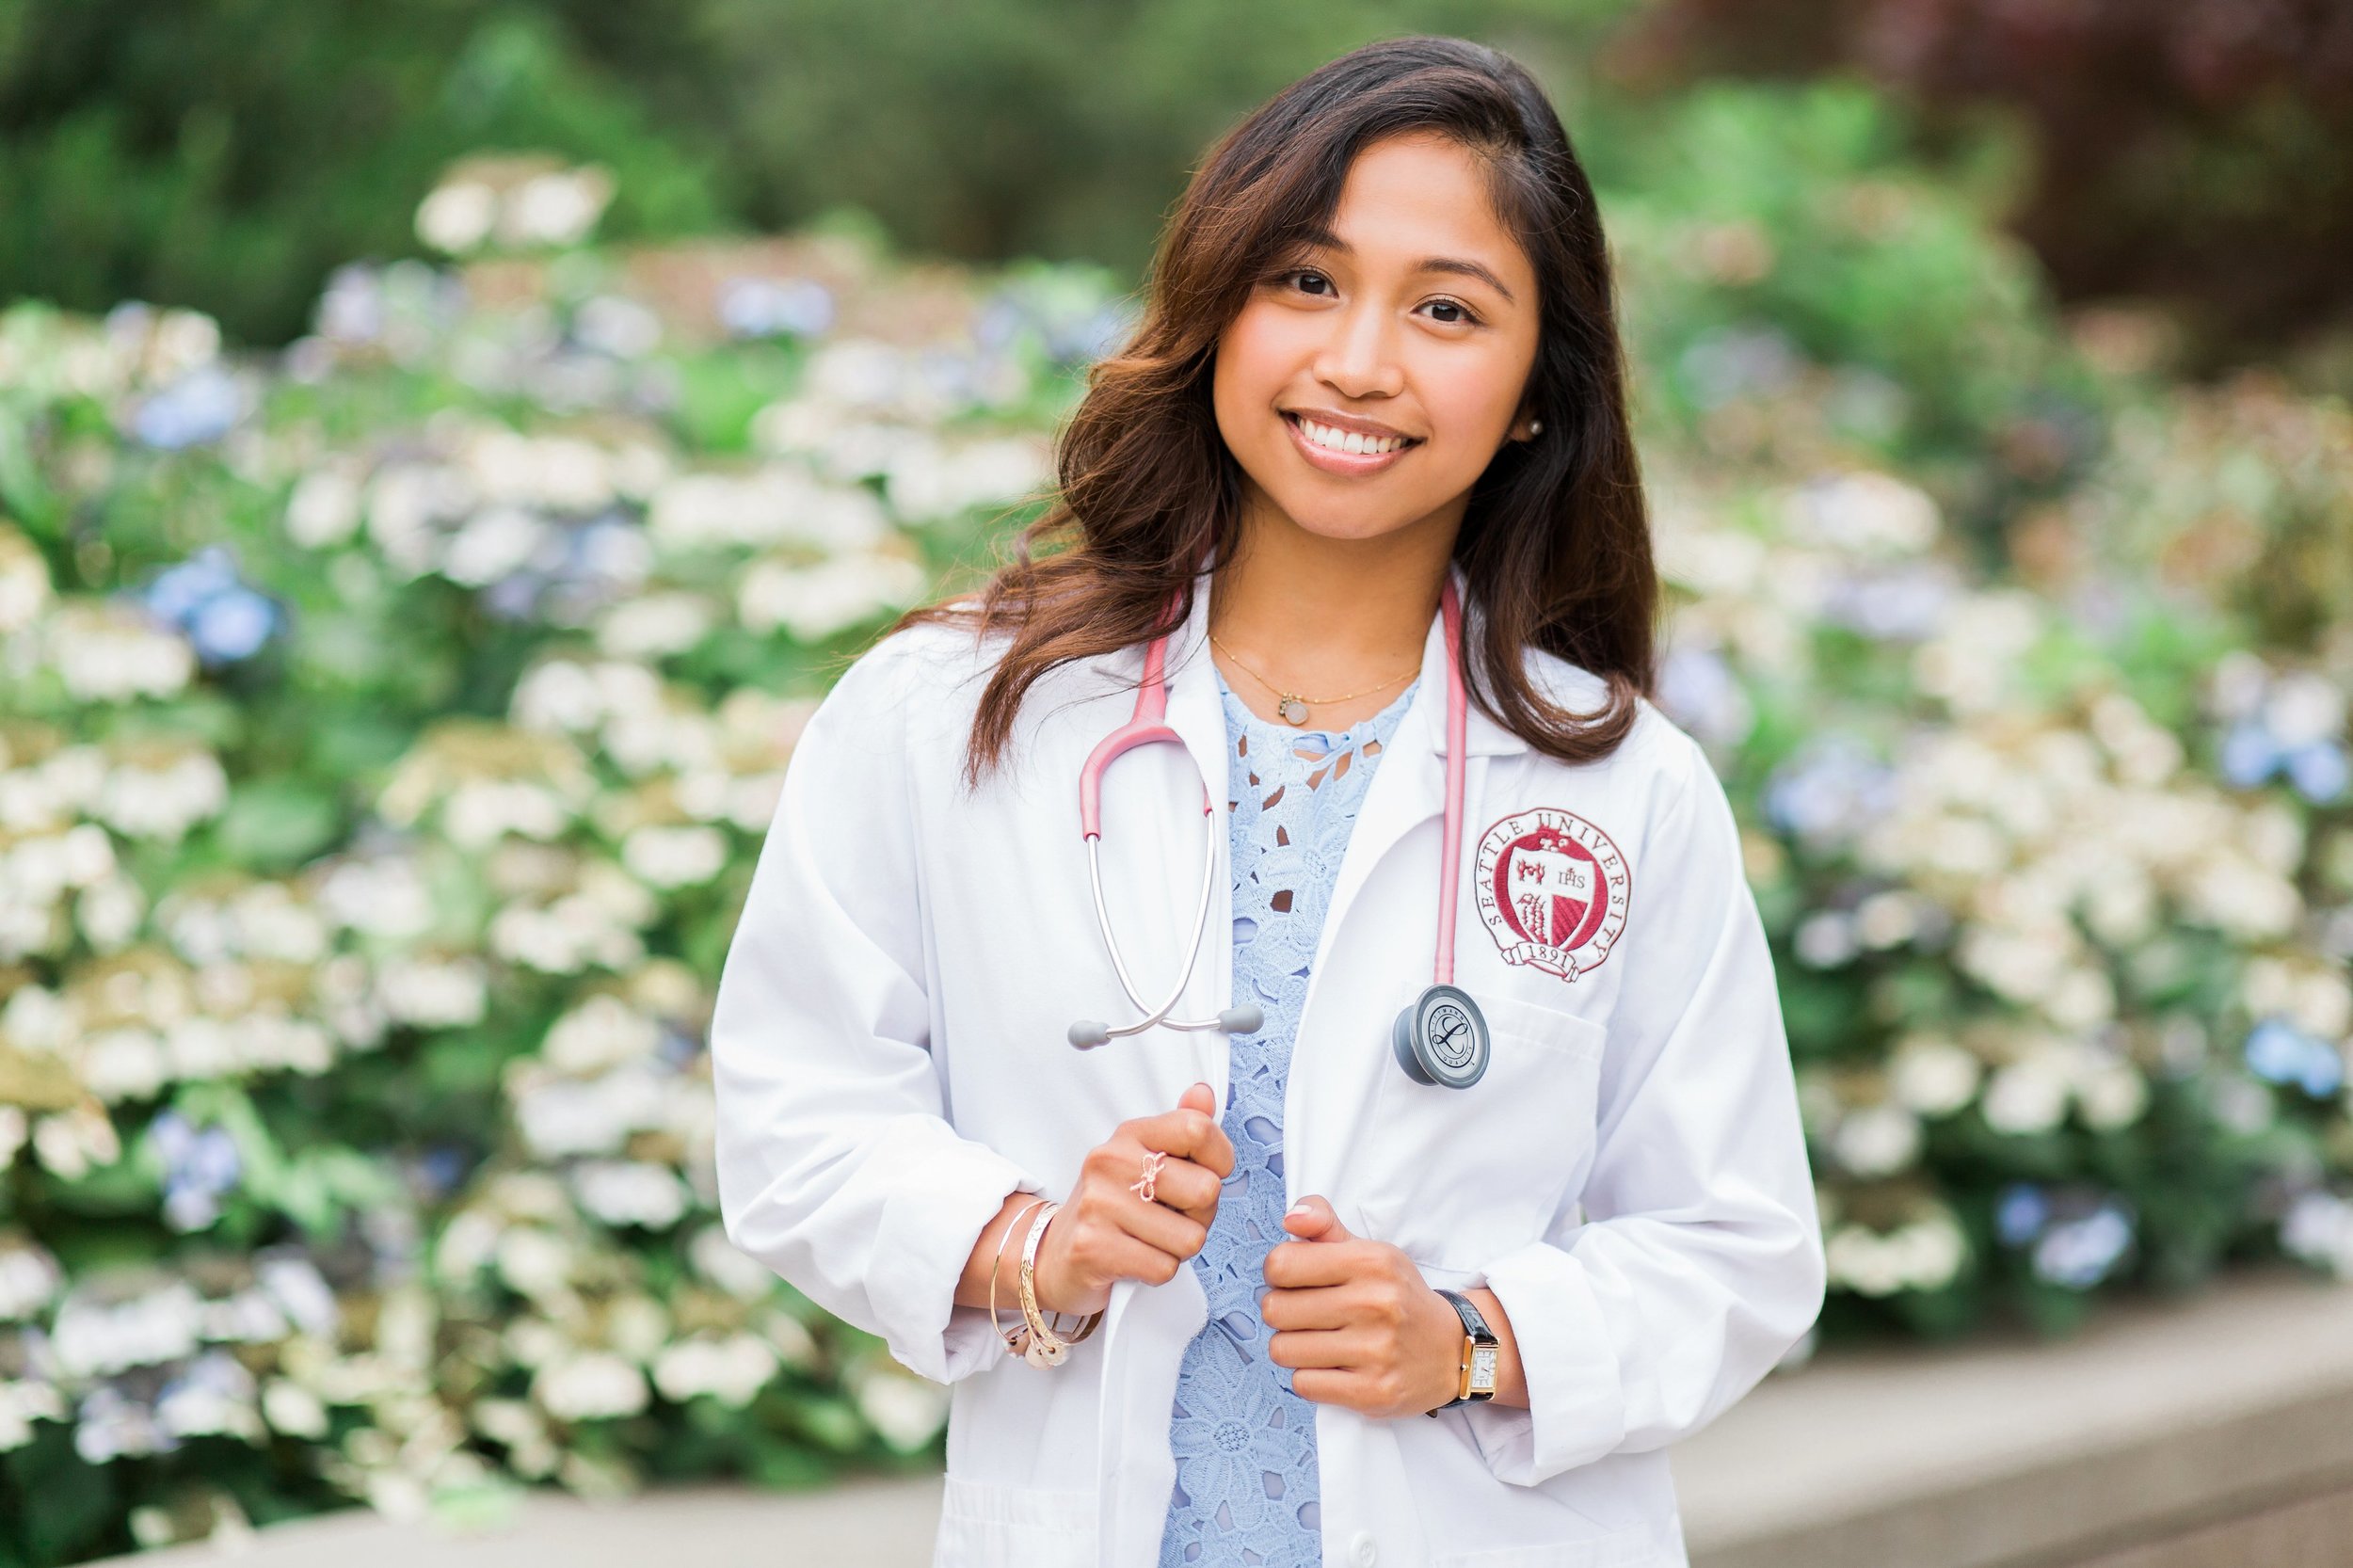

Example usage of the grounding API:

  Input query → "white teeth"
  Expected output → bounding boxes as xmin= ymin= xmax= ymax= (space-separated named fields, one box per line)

xmin=1297 ymin=417 xmax=1405 ymax=456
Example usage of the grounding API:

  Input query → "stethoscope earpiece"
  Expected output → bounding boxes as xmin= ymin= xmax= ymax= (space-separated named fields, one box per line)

xmin=1071 ymin=1005 xmax=1258 ymax=1049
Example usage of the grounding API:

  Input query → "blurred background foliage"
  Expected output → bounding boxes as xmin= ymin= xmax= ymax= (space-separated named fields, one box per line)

xmin=4 ymin=0 xmax=2348 ymax=374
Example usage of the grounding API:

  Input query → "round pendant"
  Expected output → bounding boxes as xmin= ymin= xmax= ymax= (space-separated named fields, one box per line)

xmin=1278 ymin=696 xmax=1311 ymax=726
xmin=1024 ymin=1335 xmax=1066 ymax=1368
xmin=1389 ymin=984 xmax=1491 ymax=1090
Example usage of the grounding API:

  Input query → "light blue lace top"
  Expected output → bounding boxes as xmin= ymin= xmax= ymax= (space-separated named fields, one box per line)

xmin=1157 ymin=666 xmax=1422 ymax=1568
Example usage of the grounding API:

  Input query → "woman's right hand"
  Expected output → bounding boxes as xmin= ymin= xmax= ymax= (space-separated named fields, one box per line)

xmin=1032 ymin=1081 xmax=1234 ymax=1316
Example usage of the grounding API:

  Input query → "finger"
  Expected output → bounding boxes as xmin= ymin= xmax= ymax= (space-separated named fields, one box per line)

xmin=1266 ymin=1327 xmax=1369 ymax=1372
xmin=1262 ymin=1238 xmax=1378 ymax=1290
xmin=1105 ymin=1194 xmax=1210 ymax=1262
xmin=1280 ymin=1194 xmax=1352 ymax=1242
xmin=1088 ymin=1229 xmax=1196 ymax=1288
xmin=1121 ymin=1148 xmax=1223 ymax=1219
xmin=1177 ymin=1081 xmax=1218 ymax=1118
xmin=1257 ymin=1282 xmax=1361 ymax=1334
xmin=1286 ymin=1368 xmax=1371 ymax=1411
xmin=1128 ymin=1105 xmax=1236 ymax=1179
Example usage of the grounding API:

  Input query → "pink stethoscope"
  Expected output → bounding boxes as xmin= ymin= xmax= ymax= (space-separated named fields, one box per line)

xmin=1065 ymin=576 xmax=1493 ymax=1090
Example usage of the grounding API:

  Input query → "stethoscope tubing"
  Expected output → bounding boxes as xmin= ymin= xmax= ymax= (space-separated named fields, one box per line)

xmin=1067 ymin=575 xmax=1472 ymax=1057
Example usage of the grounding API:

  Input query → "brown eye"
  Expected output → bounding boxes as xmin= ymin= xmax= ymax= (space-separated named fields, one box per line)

xmin=1426 ymin=298 xmax=1481 ymax=327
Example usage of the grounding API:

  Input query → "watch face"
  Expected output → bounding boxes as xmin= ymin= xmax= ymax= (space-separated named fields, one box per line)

xmin=1470 ymin=1344 xmax=1499 ymax=1392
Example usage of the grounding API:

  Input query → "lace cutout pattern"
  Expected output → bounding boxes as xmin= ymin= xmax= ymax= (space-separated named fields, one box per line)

xmin=1156 ymin=667 xmax=1421 ymax=1568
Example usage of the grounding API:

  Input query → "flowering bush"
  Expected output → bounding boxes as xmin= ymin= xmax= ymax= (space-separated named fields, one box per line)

xmin=0 ymin=84 xmax=2348 ymax=1559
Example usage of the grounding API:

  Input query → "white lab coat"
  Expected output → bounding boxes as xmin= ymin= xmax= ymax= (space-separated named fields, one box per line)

xmin=711 ymin=559 xmax=1825 ymax=1568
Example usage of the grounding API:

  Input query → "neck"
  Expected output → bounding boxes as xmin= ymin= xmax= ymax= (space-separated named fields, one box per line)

xmin=1207 ymin=516 xmax=1455 ymax=696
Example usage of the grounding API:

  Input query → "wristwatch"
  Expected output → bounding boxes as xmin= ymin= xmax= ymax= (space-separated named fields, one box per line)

xmin=1425 ymin=1288 xmax=1499 ymax=1414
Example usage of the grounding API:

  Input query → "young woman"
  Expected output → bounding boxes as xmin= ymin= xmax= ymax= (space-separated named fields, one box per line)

xmin=712 ymin=35 xmax=1823 ymax=1568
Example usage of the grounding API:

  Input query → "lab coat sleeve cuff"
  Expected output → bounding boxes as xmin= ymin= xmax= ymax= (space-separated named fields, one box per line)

xmin=1458 ymin=1240 xmax=1627 ymax=1486
xmin=871 ymin=1142 xmax=1043 ymax=1384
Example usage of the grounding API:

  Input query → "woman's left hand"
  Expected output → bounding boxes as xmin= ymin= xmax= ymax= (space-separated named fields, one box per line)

xmin=1259 ymin=1194 xmax=1466 ymax=1419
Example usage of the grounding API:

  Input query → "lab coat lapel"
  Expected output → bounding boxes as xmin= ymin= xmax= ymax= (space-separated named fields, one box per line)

xmin=1284 ymin=562 xmax=1524 ymax=1206
xmin=1096 ymin=568 xmax=1225 ymax=1568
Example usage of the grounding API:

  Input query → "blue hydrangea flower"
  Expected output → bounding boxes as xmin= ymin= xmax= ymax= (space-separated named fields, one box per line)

xmin=132 ymin=364 xmax=244 ymax=449
xmin=2218 ymin=711 xmax=2349 ymax=805
xmin=151 ymin=1111 xmax=243 ymax=1232
xmin=2030 ymin=1201 xmax=2135 ymax=1290
xmin=139 ymin=547 xmax=283 ymax=666
xmin=2285 ymin=741 xmax=2349 ymax=803
xmin=1762 ymin=734 xmax=1897 ymax=850
xmin=2244 ymin=1017 xmax=2346 ymax=1097
xmin=2219 ymin=719 xmax=2279 ymax=789
xmin=1995 ymin=1182 xmax=2049 ymax=1246
xmin=717 ymin=277 xmax=835 ymax=339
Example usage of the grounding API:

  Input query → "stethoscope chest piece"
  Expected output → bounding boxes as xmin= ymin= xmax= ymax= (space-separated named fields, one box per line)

xmin=1391 ymin=983 xmax=1491 ymax=1090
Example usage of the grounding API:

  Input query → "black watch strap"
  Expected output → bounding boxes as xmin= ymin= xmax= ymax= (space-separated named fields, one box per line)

xmin=1425 ymin=1288 xmax=1499 ymax=1415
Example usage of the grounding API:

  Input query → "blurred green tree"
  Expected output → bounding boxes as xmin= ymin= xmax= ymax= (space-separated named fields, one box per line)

xmin=0 ymin=1 xmax=729 ymax=343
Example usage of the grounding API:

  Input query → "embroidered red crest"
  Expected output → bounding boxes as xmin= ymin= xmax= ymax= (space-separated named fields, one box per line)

xmin=1473 ymin=808 xmax=1630 ymax=982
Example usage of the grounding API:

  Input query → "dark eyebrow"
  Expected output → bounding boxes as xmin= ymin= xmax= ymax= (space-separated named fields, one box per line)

xmin=1288 ymin=224 xmax=1518 ymax=306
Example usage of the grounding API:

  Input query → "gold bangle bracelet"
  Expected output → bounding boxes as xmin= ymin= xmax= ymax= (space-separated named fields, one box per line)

xmin=1017 ymin=1202 xmax=1070 ymax=1366
xmin=988 ymin=1197 xmax=1051 ymax=1361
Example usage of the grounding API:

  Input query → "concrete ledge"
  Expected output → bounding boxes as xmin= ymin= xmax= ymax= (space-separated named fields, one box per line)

xmin=87 ymin=1479 xmax=947 ymax=1568
xmin=88 ymin=1269 xmax=2353 ymax=1568
xmin=1670 ymin=1267 xmax=2353 ymax=1568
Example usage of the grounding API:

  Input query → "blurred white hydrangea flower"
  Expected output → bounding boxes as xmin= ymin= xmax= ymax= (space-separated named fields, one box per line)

xmin=0 ymin=1239 xmax=64 ymax=1320
xmin=1824 ymin=1213 xmax=1967 ymax=1297
xmin=648 ymin=465 xmax=889 ymax=553
xmin=854 ymin=1368 xmax=951 ymax=1452
xmin=1828 ymin=1102 xmax=1922 ymax=1177
xmin=0 ymin=1378 xmax=66 ymax=1451
xmin=883 ymin=434 xmax=1051 ymax=524
xmin=47 ymin=603 xmax=195 ymax=702
xmin=51 ymin=1280 xmax=205 ymax=1378
xmin=417 ymin=157 xmax=614 ymax=255
xmin=620 ymin=824 xmax=726 ymax=888
xmin=652 ymin=1333 xmax=778 ymax=1408
xmin=542 ymin=995 xmax=661 ymax=1074
xmin=597 ymin=593 xmax=715 ymax=660
xmin=96 ymin=748 xmax=228 ymax=841
xmin=376 ymin=954 xmax=489 ymax=1029
xmin=284 ymin=468 xmax=365 ymax=549
xmin=0 ymin=525 xmax=53 ymax=633
xmin=1888 ymin=1032 xmax=1982 ymax=1116
xmin=2281 ymin=1192 xmax=2353 ymax=1277
xmin=532 ymin=1350 xmax=648 ymax=1421
xmin=737 ymin=551 xmax=925 ymax=642
xmin=416 ymin=181 xmax=499 ymax=256
xmin=569 ymin=1160 xmax=689 ymax=1229
xmin=1781 ymin=471 xmax=1941 ymax=555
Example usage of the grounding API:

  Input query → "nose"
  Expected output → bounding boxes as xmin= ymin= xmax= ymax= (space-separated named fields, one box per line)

xmin=1311 ymin=296 xmax=1404 ymax=401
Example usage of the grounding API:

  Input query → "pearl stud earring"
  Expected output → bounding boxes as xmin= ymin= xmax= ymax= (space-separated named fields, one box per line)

xmin=1529 ymin=418 xmax=1544 ymax=436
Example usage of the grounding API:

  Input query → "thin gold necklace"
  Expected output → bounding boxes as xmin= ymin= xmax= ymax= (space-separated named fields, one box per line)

xmin=1209 ymin=631 xmax=1417 ymax=727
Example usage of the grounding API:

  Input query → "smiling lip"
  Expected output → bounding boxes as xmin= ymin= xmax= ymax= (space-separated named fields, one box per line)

xmin=1281 ymin=410 xmax=1421 ymax=475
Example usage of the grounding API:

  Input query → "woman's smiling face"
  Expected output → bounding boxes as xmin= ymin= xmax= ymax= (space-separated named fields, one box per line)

xmin=1211 ymin=130 xmax=1543 ymax=548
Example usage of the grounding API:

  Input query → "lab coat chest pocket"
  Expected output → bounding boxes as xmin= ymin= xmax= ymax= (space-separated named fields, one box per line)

xmin=1354 ymin=993 xmax=1606 ymax=1272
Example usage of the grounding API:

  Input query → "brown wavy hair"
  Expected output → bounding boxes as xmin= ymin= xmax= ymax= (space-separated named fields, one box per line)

xmin=888 ymin=34 xmax=1657 ymax=791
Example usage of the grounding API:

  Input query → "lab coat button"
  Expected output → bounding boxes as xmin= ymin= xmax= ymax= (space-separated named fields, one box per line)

xmin=1349 ymin=1531 xmax=1378 ymax=1566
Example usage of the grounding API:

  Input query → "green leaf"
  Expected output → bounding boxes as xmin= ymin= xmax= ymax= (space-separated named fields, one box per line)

xmin=213 ymin=779 xmax=343 ymax=870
